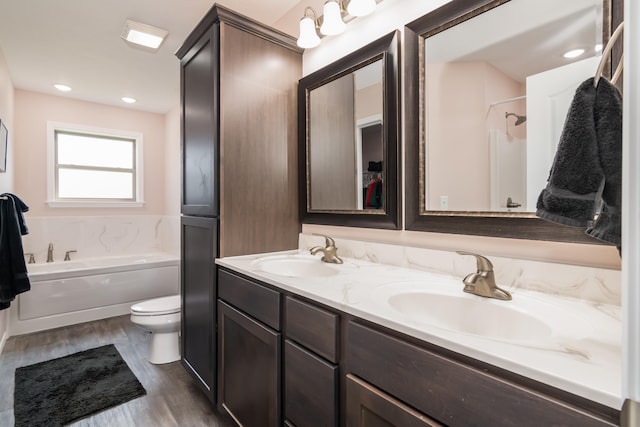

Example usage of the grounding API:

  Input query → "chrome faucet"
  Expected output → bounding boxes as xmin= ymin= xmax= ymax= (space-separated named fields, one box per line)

xmin=47 ymin=243 xmax=54 ymax=263
xmin=310 ymin=235 xmax=343 ymax=264
xmin=456 ymin=251 xmax=511 ymax=300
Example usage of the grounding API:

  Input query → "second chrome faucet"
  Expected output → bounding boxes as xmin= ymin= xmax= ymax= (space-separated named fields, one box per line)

xmin=456 ymin=251 xmax=511 ymax=300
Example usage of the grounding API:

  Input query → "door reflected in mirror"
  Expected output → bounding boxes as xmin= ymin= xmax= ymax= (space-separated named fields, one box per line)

xmin=309 ymin=60 xmax=384 ymax=211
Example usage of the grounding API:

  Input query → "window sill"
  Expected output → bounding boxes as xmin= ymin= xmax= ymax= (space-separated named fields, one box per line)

xmin=46 ymin=201 xmax=145 ymax=208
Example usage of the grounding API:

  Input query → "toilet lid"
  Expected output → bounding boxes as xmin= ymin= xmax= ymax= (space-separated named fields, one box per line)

xmin=131 ymin=295 xmax=180 ymax=315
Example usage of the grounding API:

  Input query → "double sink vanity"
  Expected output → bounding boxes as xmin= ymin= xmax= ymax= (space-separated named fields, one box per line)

xmin=215 ymin=236 xmax=621 ymax=427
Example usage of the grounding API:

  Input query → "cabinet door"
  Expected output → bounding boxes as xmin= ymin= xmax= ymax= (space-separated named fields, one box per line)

xmin=180 ymin=215 xmax=217 ymax=402
xmin=180 ymin=25 xmax=219 ymax=216
xmin=346 ymin=374 xmax=443 ymax=427
xmin=218 ymin=300 xmax=281 ymax=427
xmin=284 ymin=340 xmax=338 ymax=427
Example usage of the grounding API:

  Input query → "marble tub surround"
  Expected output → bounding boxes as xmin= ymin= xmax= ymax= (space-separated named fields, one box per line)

xmin=216 ymin=246 xmax=622 ymax=410
xmin=21 ymin=215 xmax=180 ymax=263
xmin=298 ymin=234 xmax=621 ymax=306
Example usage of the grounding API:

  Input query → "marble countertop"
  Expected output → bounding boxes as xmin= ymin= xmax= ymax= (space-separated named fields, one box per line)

xmin=216 ymin=249 xmax=622 ymax=410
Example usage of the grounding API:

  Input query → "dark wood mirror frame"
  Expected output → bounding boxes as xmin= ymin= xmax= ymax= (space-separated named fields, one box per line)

xmin=298 ymin=31 xmax=401 ymax=229
xmin=404 ymin=0 xmax=623 ymax=242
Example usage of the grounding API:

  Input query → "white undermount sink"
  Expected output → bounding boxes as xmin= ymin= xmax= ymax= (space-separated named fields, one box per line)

xmin=371 ymin=279 xmax=600 ymax=343
xmin=251 ymin=254 xmax=341 ymax=277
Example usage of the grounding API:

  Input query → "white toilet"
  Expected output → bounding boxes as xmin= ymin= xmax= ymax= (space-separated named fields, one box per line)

xmin=130 ymin=295 xmax=181 ymax=364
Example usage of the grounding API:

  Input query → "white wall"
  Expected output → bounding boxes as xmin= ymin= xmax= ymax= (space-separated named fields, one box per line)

xmin=0 ymin=50 xmax=14 ymax=193
xmin=0 ymin=47 xmax=15 ymax=352
xmin=14 ymin=90 xmax=168 ymax=217
xmin=293 ymin=0 xmax=621 ymax=269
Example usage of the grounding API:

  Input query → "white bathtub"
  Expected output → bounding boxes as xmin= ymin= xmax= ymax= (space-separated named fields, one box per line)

xmin=10 ymin=253 xmax=180 ymax=336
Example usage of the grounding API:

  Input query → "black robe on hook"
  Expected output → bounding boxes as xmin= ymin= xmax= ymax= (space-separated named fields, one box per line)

xmin=0 ymin=193 xmax=31 ymax=310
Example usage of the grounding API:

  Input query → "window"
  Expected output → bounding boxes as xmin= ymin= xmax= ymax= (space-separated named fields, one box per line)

xmin=47 ymin=122 xmax=144 ymax=207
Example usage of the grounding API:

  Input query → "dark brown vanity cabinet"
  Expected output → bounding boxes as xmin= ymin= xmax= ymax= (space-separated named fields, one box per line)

xmin=218 ymin=269 xmax=282 ymax=427
xmin=215 ymin=268 xmax=619 ymax=427
xmin=284 ymin=297 xmax=340 ymax=426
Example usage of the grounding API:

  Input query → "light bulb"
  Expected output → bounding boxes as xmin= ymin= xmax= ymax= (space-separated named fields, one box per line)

xmin=297 ymin=16 xmax=321 ymax=48
xmin=320 ymin=1 xmax=346 ymax=36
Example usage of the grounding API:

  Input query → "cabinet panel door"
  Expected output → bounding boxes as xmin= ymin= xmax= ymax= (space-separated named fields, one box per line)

xmin=180 ymin=215 xmax=217 ymax=402
xmin=181 ymin=25 xmax=219 ymax=216
xmin=284 ymin=340 xmax=338 ymax=427
xmin=218 ymin=301 xmax=280 ymax=427
xmin=346 ymin=374 xmax=443 ymax=427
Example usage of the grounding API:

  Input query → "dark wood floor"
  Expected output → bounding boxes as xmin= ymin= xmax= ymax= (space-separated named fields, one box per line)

xmin=0 ymin=315 xmax=235 ymax=427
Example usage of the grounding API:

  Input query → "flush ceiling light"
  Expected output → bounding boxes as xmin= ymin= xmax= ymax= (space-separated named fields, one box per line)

xmin=297 ymin=8 xmax=321 ymax=49
xmin=347 ymin=0 xmax=376 ymax=17
xmin=122 ymin=97 xmax=137 ymax=104
xmin=54 ymin=84 xmax=72 ymax=92
xmin=563 ymin=48 xmax=585 ymax=59
xmin=121 ymin=19 xmax=168 ymax=50
xmin=320 ymin=0 xmax=346 ymax=36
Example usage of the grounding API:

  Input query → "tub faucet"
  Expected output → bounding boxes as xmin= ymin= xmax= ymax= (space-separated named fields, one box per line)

xmin=456 ymin=251 xmax=511 ymax=300
xmin=310 ymin=235 xmax=343 ymax=264
xmin=47 ymin=243 xmax=54 ymax=263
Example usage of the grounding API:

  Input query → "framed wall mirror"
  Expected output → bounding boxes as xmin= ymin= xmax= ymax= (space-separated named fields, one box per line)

xmin=405 ymin=0 xmax=623 ymax=242
xmin=299 ymin=31 xmax=401 ymax=229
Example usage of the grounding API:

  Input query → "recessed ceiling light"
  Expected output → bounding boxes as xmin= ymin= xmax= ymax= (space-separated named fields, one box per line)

xmin=595 ymin=43 xmax=603 ymax=52
xmin=54 ymin=84 xmax=72 ymax=92
xmin=121 ymin=19 xmax=168 ymax=50
xmin=122 ymin=97 xmax=137 ymax=104
xmin=563 ymin=48 xmax=585 ymax=59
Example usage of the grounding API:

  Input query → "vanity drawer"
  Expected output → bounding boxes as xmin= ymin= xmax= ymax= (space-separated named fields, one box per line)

xmin=347 ymin=321 xmax=616 ymax=427
xmin=284 ymin=339 xmax=338 ymax=427
xmin=285 ymin=296 xmax=339 ymax=363
xmin=218 ymin=268 xmax=281 ymax=330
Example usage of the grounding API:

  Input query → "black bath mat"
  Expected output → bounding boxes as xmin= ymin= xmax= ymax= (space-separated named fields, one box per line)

xmin=14 ymin=344 xmax=146 ymax=427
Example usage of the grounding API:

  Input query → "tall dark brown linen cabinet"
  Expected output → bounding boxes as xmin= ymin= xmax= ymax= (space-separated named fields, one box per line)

xmin=176 ymin=5 xmax=302 ymax=405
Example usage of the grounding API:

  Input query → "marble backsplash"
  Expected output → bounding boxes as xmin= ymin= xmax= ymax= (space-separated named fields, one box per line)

xmin=21 ymin=215 xmax=180 ymax=263
xmin=299 ymin=234 xmax=621 ymax=306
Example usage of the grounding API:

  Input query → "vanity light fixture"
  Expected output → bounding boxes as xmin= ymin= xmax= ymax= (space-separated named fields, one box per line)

xmin=297 ymin=7 xmax=321 ymax=48
xmin=121 ymin=19 xmax=168 ymax=50
xmin=563 ymin=48 xmax=585 ymax=59
xmin=297 ymin=0 xmax=382 ymax=49
xmin=320 ymin=0 xmax=346 ymax=35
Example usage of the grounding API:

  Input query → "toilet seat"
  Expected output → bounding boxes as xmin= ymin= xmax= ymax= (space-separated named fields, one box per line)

xmin=131 ymin=295 xmax=180 ymax=316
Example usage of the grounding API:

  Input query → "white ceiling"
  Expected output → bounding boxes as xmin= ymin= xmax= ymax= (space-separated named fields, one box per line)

xmin=0 ymin=0 xmax=302 ymax=114
xmin=427 ymin=0 xmax=603 ymax=83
